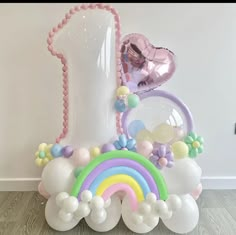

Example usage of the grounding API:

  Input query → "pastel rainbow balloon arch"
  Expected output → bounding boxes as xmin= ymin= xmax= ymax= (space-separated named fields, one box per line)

xmin=35 ymin=3 xmax=204 ymax=234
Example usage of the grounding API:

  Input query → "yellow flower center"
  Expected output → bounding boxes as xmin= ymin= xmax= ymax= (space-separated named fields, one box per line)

xmin=192 ymin=141 xmax=200 ymax=148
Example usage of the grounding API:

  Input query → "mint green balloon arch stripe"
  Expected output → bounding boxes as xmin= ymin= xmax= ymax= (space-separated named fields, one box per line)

xmin=71 ymin=150 xmax=168 ymax=200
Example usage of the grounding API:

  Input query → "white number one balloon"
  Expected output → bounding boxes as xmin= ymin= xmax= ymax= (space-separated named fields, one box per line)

xmin=48 ymin=5 xmax=122 ymax=148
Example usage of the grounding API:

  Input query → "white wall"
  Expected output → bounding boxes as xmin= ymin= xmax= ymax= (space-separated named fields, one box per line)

xmin=0 ymin=3 xmax=236 ymax=190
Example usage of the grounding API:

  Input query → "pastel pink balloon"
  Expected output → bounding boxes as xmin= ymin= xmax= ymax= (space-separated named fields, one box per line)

xmin=158 ymin=157 xmax=168 ymax=167
xmin=191 ymin=183 xmax=203 ymax=200
xmin=175 ymin=127 xmax=185 ymax=140
xmin=120 ymin=33 xmax=176 ymax=93
xmin=136 ymin=141 xmax=153 ymax=158
xmin=72 ymin=148 xmax=90 ymax=167
xmin=38 ymin=181 xmax=50 ymax=199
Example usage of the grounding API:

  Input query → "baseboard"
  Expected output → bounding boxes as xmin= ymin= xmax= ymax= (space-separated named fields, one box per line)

xmin=0 ymin=177 xmax=235 ymax=191
xmin=201 ymin=176 xmax=236 ymax=189
xmin=0 ymin=178 xmax=41 ymax=191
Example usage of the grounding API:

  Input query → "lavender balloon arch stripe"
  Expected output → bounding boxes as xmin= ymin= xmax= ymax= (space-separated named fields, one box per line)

xmin=121 ymin=89 xmax=194 ymax=137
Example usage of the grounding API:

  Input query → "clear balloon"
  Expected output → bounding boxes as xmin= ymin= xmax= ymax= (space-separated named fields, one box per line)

xmin=152 ymin=123 xmax=175 ymax=144
xmin=128 ymin=120 xmax=146 ymax=138
xmin=136 ymin=129 xmax=153 ymax=143
xmin=162 ymin=194 xmax=199 ymax=234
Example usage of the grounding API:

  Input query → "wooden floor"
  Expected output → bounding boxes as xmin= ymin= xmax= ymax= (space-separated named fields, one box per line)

xmin=0 ymin=190 xmax=236 ymax=235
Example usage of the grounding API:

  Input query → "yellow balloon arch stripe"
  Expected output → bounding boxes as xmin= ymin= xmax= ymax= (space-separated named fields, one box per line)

xmin=96 ymin=174 xmax=144 ymax=202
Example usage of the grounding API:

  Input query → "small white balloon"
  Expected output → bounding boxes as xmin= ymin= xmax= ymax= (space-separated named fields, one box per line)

xmin=104 ymin=198 xmax=111 ymax=208
xmin=62 ymin=196 xmax=79 ymax=213
xmin=138 ymin=202 xmax=151 ymax=215
xmin=85 ymin=195 xmax=122 ymax=232
xmin=58 ymin=209 xmax=73 ymax=222
xmin=81 ymin=190 xmax=93 ymax=203
xmin=56 ymin=192 xmax=69 ymax=208
xmin=122 ymin=195 xmax=157 ymax=233
xmin=75 ymin=202 xmax=91 ymax=218
xmin=154 ymin=200 xmax=168 ymax=217
xmin=132 ymin=213 xmax=143 ymax=225
xmin=166 ymin=195 xmax=182 ymax=211
xmin=90 ymin=196 xmax=104 ymax=210
xmin=146 ymin=193 xmax=157 ymax=205
xmin=143 ymin=215 xmax=159 ymax=227
xmin=90 ymin=209 xmax=107 ymax=224
xmin=160 ymin=210 xmax=173 ymax=220
xmin=45 ymin=195 xmax=81 ymax=231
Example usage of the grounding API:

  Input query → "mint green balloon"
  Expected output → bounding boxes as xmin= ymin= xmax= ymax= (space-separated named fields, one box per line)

xmin=127 ymin=94 xmax=140 ymax=108
xmin=39 ymin=151 xmax=46 ymax=159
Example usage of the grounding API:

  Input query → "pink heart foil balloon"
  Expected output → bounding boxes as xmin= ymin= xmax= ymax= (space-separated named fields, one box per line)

xmin=120 ymin=33 xmax=176 ymax=93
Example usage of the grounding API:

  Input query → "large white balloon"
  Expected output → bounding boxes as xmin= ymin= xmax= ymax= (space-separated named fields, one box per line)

xmin=162 ymin=194 xmax=199 ymax=234
xmin=54 ymin=8 xmax=117 ymax=148
xmin=42 ymin=158 xmax=75 ymax=195
xmin=85 ymin=195 xmax=122 ymax=232
xmin=161 ymin=158 xmax=202 ymax=194
xmin=122 ymin=195 xmax=159 ymax=233
xmin=45 ymin=195 xmax=81 ymax=231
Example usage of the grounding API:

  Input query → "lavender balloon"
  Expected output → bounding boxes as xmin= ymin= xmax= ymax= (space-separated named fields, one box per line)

xmin=101 ymin=143 xmax=116 ymax=153
xmin=149 ymin=144 xmax=174 ymax=169
xmin=62 ymin=145 xmax=74 ymax=158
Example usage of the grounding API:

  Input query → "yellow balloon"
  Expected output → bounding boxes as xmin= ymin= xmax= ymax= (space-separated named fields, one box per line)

xmin=90 ymin=147 xmax=101 ymax=158
xmin=42 ymin=158 xmax=49 ymax=166
xmin=38 ymin=143 xmax=47 ymax=151
xmin=45 ymin=144 xmax=53 ymax=153
xmin=136 ymin=129 xmax=154 ymax=143
xmin=172 ymin=141 xmax=189 ymax=159
xmin=152 ymin=123 xmax=175 ymax=144
xmin=116 ymin=86 xmax=130 ymax=96
xmin=35 ymin=158 xmax=43 ymax=167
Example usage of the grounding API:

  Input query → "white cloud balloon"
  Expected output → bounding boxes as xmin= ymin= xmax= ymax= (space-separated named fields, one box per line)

xmin=42 ymin=158 xmax=75 ymax=195
xmin=122 ymin=195 xmax=159 ymax=234
xmin=162 ymin=194 xmax=199 ymax=234
xmin=85 ymin=195 xmax=122 ymax=232
xmin=161 ymin=158 xmax=202 ymax=195
xmin=45 ymin=195 xmax=81 ymax=231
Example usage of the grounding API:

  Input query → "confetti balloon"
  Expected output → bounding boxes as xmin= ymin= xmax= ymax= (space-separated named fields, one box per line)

xmin=128 ymin=120 xmax=146 ymax=138
xmin=152 ymin=123 xmax=175 ymax=144
xmin=136 ymin=129 xmax=153 ymax=143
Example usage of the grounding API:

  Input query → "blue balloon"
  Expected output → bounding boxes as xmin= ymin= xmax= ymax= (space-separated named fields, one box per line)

xmin=114 ymin=99 xmax=126 ymax=113
xmin=128 ymin=120 xmax=146 ymax=138
xmin=51 ymin=144 xmax=63 ymax=158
